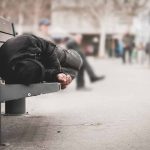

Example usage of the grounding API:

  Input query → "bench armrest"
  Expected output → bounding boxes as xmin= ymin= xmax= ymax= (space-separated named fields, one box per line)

xmin=0 ymin=83 xmax=61 ymax=102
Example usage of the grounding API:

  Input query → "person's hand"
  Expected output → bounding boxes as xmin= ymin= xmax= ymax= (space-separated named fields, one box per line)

xmin=57 ymin=73 xmax=72 ymax=89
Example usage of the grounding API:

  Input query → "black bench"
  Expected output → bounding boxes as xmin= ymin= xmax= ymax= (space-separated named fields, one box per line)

xmin=0 ymin=17 xmax=61 ymax=146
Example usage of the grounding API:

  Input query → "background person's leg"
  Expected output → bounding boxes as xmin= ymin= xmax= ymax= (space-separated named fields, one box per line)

xmin=76 ymin=66 xmax=85 ymax=89
xmin=79 ymin=52 xmax=98 ymax=79
xmin=149 ymin=54 xmax=150 ymax=67
xmin=129 ymin=50 xmax=132 ymax=64
xmin=83 ymin=57 xmax=96 ymax=80
xmin=77 ymin=51 xmax=105 ymax=85
xmin=122 ymin=48 xmax=126 ymax=63
xmin=83 ymin=55 xmax=105 ymax=82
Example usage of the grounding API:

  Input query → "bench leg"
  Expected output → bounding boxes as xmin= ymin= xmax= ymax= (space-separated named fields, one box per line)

xmin=0 ymin=102 xmax=2 ymax=145
xmin=0 ymin=103 xmax=10 ymax=147
xmin=5 ymin=98 xmax=26 ymax=115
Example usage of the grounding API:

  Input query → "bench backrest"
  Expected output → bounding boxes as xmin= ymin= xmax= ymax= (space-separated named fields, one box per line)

xmin=0 ymin=17 xmax=16 ymax=47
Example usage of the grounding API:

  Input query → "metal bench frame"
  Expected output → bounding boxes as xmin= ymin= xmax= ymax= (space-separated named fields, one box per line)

xmin=0 ymin=17 xmax=60 ymax=146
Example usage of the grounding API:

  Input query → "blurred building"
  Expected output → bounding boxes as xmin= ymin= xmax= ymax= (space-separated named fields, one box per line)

xmin=51 ymin=0 xmax=150 ymax=56
xmin=133 ymin=11 xmax=150 ymax=45
xmin=0 ymin=0 xmax=150 ymax=56
xmin=0 ymin=0 xmax=52 ymax=34
xmin=51 ymin=0 xmax=124 ymax=56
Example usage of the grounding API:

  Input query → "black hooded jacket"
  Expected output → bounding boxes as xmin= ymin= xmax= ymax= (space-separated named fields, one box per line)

xmin=0 ymin=34 xmax=62 ymax=83
xmin=0 ymin=34 xmax=82 ymax=84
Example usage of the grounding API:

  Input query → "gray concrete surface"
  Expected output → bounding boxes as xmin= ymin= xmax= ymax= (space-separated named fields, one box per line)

xmin=1 ymin=58 xmax=150 ymax=150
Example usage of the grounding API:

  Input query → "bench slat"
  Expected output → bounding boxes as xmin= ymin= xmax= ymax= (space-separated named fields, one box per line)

xmin=0 ymin=83 xmax=61 ymax=102
xmin=0 ymin=17 xmax=14 ymax=35
xmin=0 ymin=32 xmax=14 ymax=43
xmin=0 ymin=43 xmax=3 ymax=47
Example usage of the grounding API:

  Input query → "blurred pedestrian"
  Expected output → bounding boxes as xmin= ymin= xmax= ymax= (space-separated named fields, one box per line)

xmin=118 ymin=39 xmax=124 ymax=57
xmin=36 ymin=18 xmax=53 ymax=42
xmin=137 ymin=42 xmax=145 ymax=64
xmin=114 ymin=38 xmax=124 ymax=57
xmin=92 ymin=37 xmax=99 ymax=57
xmin=67 ymin=34 xmax=105 ymax=90
xmin=145 ymin=41 xmax=150 ymax=67
xmin=122 ymin=33 xmax=135 ymax=64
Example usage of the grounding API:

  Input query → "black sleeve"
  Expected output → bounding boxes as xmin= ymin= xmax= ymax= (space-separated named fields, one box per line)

xmin=61 ymin=67 xmax=78 ymax=79
xmin=66 ymin=41 xmax=75 ymax=50
xmin=62 ymin=49 xmax=83 ymax=71
xmin=42 ymin=41 xmax=62 ymax=82
xmin=29 ymin=35 xmax=62 ymax=82
xmin=44 ymin=69 xmax=61 ymax=82
xmin=45 ymin=42 xmax=61 ymax=69
xmin=31 ymin=34 xmax=61 ymax=71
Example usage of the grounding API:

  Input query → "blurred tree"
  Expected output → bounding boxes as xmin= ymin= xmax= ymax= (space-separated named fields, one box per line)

xmin=0 ymin=0 xmax=51 ymax=33
xmin=113 ymin=0 xmax=149 ymax=28
xmin=0 ymin=0 xmax=148 ymax=53
xmin=52 ymin=0 xmax=149 ymax=57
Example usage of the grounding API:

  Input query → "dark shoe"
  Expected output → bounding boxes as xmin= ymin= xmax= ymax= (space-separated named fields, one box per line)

xmin=91 ymin=75 xmax=105 ymax=83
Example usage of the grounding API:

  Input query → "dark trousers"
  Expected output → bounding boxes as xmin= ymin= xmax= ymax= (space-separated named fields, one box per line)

xmin=76 ymin=52 xmax=96 ymax=88
xmin=122 ymin=48 xmax=132 ymax=64
xmin=148 ymin=54 xmax=150 ymax=66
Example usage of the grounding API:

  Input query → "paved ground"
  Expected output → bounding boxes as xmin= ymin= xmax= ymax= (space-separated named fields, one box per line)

xmin=1 ymin=58 xmax=150 ymax=150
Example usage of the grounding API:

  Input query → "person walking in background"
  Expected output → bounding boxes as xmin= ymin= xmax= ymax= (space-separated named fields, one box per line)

xmin=36 ymin=18 xmax=53 ymax=42
xmin=137 ymin=42 xmax=145 ymax=64
xmin=92 ymin=37 xmax=99 ymax=57
xmin=145 ymin=41 xmax=150 ymax=67
xmin=122 ymin=33 xmax=135 ymax=64
xmin=67 ymin=34 xmax=105 ymax=90
xmin=118 ymin=38 xmax=124 ymax=58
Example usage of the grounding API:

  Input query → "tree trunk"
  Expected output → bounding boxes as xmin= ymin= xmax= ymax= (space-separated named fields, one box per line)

xmin=33 ymin=0 xmax=42 ymax=31
xmin=99 ymin=24 xmax=106 ymax=58
xmin=18 ymin=13 xmax=24 ymax=34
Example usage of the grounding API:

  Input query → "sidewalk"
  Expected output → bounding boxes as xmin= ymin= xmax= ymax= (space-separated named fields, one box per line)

xmin=1 ymin=58 xmax=150 ymax=150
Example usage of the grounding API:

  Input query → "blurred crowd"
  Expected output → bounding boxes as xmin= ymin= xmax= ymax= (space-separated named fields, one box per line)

xmin=34 ymin=18 xmax=150 ymax=68
xmin=106 ymin=33 xmax=150 ymax=67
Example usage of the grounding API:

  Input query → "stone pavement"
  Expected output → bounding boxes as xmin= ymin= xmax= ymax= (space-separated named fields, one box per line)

xmin=1 ymin=58 xmax=150 ymax=150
